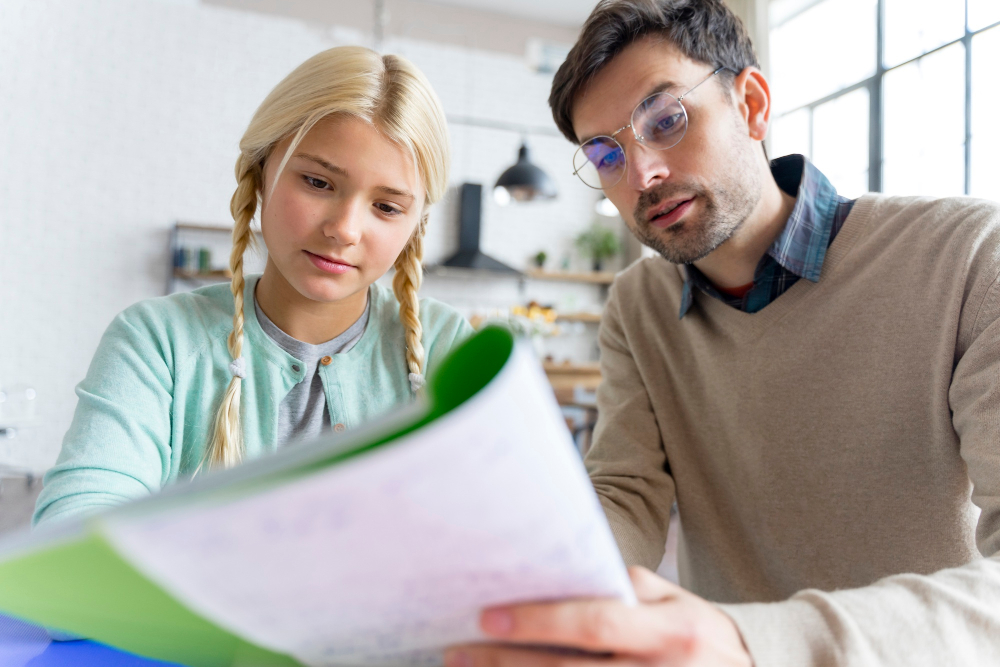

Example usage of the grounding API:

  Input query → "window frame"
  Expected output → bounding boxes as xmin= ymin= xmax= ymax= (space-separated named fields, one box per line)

xmin=770 ymin=0 xmax=1000 ymax=194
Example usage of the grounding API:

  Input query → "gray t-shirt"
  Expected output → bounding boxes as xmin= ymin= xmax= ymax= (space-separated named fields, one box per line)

xmin=254 ymin=294 xmax=370 ymax=447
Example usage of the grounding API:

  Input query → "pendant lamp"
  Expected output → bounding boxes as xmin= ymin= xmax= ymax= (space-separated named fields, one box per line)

xmin=493 ymin=142 xmax=558 ymax=204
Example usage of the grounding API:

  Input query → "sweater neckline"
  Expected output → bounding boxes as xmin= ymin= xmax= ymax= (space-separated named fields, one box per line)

xmin=684 ymin=194 xmax=878 ymax=337
xmin=242 ymin=277 xmax=394 ymax=380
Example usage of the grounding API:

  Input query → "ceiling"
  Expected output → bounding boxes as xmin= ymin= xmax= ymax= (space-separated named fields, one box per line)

xmin=428 ymin=0 xmax=597 ymax=27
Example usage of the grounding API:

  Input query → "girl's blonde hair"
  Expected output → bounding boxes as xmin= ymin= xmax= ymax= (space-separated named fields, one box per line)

xmin=205 ymin=46 xmax=450 ymax=470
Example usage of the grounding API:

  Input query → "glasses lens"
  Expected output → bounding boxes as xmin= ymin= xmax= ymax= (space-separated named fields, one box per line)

xmin=633 ymin=93 xmax=687 ymax=149
xmin=573 ymin=137 xmax=625 ymax=189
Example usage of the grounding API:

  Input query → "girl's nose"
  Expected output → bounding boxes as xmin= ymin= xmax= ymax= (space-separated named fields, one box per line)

xmin=323 ymin=200 xmax=363 ymax=246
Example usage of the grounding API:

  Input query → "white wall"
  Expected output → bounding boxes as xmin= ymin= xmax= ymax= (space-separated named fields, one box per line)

xmin=0 ymin=0 xmax=605 ymax=472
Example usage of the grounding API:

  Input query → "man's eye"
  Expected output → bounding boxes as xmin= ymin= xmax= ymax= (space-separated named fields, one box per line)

xmin=304 ymin=175 xmax=330 ymax=189
xmin=597 ymin=148 xmax=623 ymax=171
xmin=653 ymin=113 xmax=683 ymax=134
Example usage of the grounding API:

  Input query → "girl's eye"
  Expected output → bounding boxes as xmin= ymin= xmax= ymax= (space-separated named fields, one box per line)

xmin=304 ymin=175 xmax=331 ymax=190
xmin=375 ymin=202 xmax=402 ymax=216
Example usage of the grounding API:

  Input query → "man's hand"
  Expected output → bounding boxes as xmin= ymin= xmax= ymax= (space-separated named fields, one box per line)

xmin=444 ymin=566 xmax=752 ymax=666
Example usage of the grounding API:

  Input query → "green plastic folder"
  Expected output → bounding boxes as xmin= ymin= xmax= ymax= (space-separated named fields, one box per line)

xmin=0 ymin=327 xmax=515 ymax=667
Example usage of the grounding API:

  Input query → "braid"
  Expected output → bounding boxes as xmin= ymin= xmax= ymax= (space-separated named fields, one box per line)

xmin=201 ymin=155 xmax=261 ymax=470
xmin=392 ymin=213 xmax=427 ymax=393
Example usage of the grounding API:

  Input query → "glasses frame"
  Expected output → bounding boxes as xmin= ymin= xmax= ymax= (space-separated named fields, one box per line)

xmin=572 ymin=66 xmax=737 ymax=190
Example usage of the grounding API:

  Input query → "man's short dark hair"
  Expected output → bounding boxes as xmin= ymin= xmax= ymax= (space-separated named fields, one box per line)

xmin=549 ymin=0 xmax=760 ymax=144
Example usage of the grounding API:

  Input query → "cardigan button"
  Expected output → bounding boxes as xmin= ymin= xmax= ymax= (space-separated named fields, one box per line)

xmin=333 ymin=423 xmax=346 ymax=432
xmin=320 ymin=356 xmax=333 ymax=366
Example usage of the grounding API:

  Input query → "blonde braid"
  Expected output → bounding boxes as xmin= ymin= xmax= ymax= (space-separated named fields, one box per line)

xmin=202 ymin=155 xmax=261 ymax=470
xmin=392 ymin=213 xmax=427 ymax=393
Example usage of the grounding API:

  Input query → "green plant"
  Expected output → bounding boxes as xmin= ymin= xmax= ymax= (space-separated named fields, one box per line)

xmin=575 ymin=223 xmax=621 ymax=270
xmin=533 ymin=250 xmax=548 ymax=268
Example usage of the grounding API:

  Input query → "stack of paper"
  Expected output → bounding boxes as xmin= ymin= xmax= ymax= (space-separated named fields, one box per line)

xmin=0 ymin=327 xmax=634 ymax=666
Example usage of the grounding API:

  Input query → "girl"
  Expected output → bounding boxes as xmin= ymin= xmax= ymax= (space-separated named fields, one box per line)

xmin=34 ymin=46 xmax=472 ymax=526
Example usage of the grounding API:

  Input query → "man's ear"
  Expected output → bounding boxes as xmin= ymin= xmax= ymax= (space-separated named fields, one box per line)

xmin=731 ymin=67 xmax=771 ymax=142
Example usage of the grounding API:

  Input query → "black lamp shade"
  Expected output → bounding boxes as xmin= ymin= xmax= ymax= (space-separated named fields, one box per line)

xmin=494 ymin=143 xmax=558 ymax=202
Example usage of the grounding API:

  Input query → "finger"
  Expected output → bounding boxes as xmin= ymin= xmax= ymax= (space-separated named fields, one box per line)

xmin=478 ymin=597 xmax=695 ymax=655
xmin=444 ymin=643 xmax=644 ymax=667
xmin=627 ymin=566 xmax=685 ymax=603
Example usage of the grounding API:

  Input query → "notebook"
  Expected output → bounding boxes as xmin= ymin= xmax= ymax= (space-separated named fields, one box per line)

xmin=0 ymin=327 xmax=633 ymax=667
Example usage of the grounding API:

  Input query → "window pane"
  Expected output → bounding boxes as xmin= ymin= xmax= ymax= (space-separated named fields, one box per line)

xmin=972 ymin=26 xmax=1000 ymax=200
xmin=770 ymin=0 xmax=877 ymax=115
xmin=884 ymin=0 xmax=965 ymax=67
xmin=970 ymin=0 xmax=1000 ymax=31
xmin=813 ymin=87 xmax=870 ymax=198
xmin=771 ymin=108 xmax=811 ymax=160
xmin=883 ymin=43 xmax=966 ymax=197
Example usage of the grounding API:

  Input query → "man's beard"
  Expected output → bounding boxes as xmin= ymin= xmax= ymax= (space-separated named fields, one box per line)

xmin=630 ymin=139 xmax=762 ymax=265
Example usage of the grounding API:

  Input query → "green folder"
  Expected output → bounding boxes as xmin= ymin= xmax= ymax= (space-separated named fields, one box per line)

xmin=0 ymin=327 xmax=516 ymax=667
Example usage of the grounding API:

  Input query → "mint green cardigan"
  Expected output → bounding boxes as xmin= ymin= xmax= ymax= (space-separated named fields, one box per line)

xmin=33 ymin=277 xmax=473 ymax=526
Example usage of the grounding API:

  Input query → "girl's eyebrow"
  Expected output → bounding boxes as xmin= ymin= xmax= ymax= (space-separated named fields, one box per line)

xmin=293 ymin=152 xmax=414 ymax=202
xmin=294 ymin=152 xmax=348 ymax=177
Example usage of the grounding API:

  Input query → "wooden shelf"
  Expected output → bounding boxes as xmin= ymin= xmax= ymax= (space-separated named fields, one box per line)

xmin=175 ymin=222 xmax=263 ymax=235
xmin=543 ymin=361 xmax=602 ymax=406
xmin=524 ymin=268 xmax=616 ymax=284
xmin=556 ymin=312 xmax=602 ymax=323
xmin=176 ymin=222 xmax=235 ymax=233
xmin=543 ymin=361 xmax=601 ymax=375
xmin=173 ymin=268 xmax=232 ymax=280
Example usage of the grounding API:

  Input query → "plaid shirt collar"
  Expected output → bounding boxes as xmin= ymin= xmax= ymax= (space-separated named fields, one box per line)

xmin=679 ymin=155 xmax=844 ymax=318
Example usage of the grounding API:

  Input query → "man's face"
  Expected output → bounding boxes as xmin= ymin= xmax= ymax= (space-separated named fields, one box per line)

xmin=572 ymin=37 xmax=762 ymax=264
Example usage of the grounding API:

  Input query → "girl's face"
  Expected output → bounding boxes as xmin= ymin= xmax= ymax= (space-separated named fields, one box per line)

xmin=260 ymin=115 xmax=425 ymax=304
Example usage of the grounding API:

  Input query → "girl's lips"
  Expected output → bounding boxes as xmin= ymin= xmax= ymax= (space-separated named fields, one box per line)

xmin=305 ymin=250 xmax=356 ymax=275
xmin=649 ymin=198 xmax=694 ymax=229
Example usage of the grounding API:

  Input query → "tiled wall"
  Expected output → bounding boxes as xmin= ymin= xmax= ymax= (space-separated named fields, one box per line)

xmin=0 ymin=0 xmax=616 ymax=472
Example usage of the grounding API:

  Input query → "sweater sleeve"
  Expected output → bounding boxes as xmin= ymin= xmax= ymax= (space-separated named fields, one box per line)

xmin=719 ymin=275 xmax=1000 ymax=666
xmin=422 ymin=298 xmax=475 ymax=378
xmin=585 ymin=283 xmax=676 ymax=571
xmin=33 ymin=309 xmax=174 ymax=527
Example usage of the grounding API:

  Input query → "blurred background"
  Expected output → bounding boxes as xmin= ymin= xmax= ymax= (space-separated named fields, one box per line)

xmin=1 ymin=0 xmax=996 ymax=548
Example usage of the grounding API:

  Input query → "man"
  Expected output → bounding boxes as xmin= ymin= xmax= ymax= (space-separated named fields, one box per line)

xmin=445 ymin=0 xmax=1000 ymax=665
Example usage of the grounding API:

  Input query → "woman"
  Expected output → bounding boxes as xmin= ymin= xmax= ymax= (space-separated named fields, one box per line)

xmin=34 ymin=46 xmax=471 ymax=526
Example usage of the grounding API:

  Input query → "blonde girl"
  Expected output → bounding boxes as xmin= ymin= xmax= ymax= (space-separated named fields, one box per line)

xmin=34 ymin=46 xmax=471 ymax=525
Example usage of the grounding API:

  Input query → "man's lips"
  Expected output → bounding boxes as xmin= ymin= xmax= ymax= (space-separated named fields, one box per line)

xmin=647 ymin=197 xmax=695 ymax=229
xmin=305 ymin=250 xmax=357 ymax=275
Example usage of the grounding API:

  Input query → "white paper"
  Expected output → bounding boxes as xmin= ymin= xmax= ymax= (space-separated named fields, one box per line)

xmin=102 ymin=344 xmax=634 ymax=667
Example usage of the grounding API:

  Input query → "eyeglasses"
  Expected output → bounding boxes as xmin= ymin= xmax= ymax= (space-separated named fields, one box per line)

xmin=571 ymin=67 xmax=735 ymax=190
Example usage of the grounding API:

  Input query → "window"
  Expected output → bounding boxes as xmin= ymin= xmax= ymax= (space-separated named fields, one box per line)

xmin=768 ymin=0 xmax=1000 ymax=199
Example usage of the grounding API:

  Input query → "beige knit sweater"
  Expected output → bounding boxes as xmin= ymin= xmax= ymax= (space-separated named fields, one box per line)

xmin=588 ymin=194 xmax=1000 ymax=666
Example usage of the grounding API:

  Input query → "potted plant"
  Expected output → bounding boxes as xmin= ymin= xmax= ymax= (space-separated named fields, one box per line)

xmin=532 ymin=250 xmax=548 ymax=269
xmin=575 ymin=223 xmax=621 ymax=271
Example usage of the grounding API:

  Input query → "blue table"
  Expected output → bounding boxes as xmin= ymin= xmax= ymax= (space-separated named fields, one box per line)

xmin=0 ymin=614 xmax=183 ymax=667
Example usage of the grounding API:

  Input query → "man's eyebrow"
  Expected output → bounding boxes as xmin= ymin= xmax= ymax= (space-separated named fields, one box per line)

xmin=646 ymin=80 xmax=683 ymax=98
xmin=293 ymin=152 xmax=415 ymax=201
xmin=577 ymin=80 xmax=683 ymax=144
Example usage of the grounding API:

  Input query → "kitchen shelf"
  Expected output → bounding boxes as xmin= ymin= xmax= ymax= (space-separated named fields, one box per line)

xmin=524 ymin=269 xmax=616 ymax=284
xmin=173 ymin=268 xmax=232 ymax=280
xmin=555 ymin=312 xmax=602 ymax=323
xmin=175 ymin=222 xmax=236 ymax=234
xmin=167 ymin=222 xmax=264 ymax=294
xmin=543 ymin=361 xmax=601 ymax=374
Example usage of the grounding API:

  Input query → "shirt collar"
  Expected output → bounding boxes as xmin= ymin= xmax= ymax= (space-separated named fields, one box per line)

xmin=768 ymin=154 xmax=841 ymax=283
xmin=677 ymin=155 xmax=841 ymax=318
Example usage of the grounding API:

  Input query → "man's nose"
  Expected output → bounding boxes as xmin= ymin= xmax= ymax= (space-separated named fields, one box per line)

xmin=625 ymin=139 xmax=672 ymax=191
